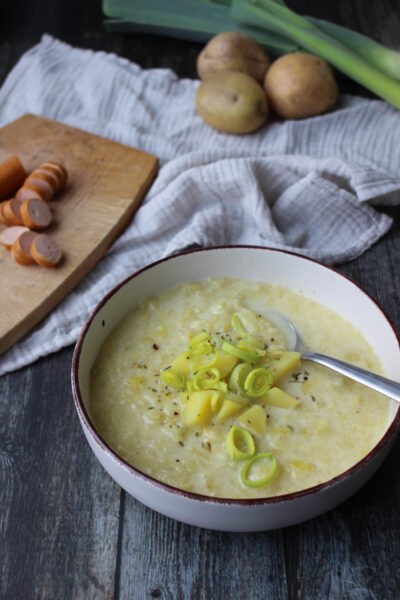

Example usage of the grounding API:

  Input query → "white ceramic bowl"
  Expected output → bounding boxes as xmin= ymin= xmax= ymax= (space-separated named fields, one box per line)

xmin=71 ymin=247 xmax=400 ymax=532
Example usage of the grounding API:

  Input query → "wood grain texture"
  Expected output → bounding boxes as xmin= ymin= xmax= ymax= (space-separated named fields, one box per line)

xmin=0 ymin=114 xmax=158 ymax=356
xmin=118 ymin=497 xmax=289 ymax=600
xmin=1 ymin=1 xmax=400 ymax=600
xmin=0 ymin=345 xmax=121 ymax=599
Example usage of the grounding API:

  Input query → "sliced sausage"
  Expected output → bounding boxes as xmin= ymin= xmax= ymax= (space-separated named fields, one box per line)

xmin=0 ymin=155 xmax=26 ymax=201
xmin=9 ymin=197 xmax=24 ymax=224
xmin=3 ymin=199 xmax=22 ymax=225
xmin=32 ymin=168 xmax=60 ymax=193
xmin=40 ymin=162 xmax=68 ymax=188
xmin=31 ymin=234 xmax=62 ymax=268
xmin=39 ymin=163 xmax=64 ymax=189
xmin=23 ymin=177 xmax=53 ymax=202
xmin=16 ymin=187 xmax=44 ymax=203
xmin=20 ymin=198 xmax=52 ymax=230
xmin=0 ymin=202 xmax=13 ymax=226
xmin=0 ymin=225 xmax=29 ymax=250
xmin=11 ymin=230 xmax=37 ymax=265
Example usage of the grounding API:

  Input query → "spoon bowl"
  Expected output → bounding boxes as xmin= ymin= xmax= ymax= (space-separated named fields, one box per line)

xmin=246 ymin=299 xmax=400 ymax=405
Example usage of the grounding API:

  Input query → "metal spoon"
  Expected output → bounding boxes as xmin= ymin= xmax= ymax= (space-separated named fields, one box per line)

xmin=245 ymin=300 xmax=400 ymax=404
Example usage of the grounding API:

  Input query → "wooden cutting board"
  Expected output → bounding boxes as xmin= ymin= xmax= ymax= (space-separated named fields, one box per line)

xmin=0 ymin=114 xmax=158 ymax=356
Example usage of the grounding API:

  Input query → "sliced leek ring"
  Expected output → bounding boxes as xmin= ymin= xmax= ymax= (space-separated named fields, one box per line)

xmin=226 ymin=425 xmax=255 ymax=461
xmin=161 ymin=367 xmax=186 ymax=389
xmin=229 ymin=362 xmax=253 ymax=394
xmin=240 ymin=452 xmax=278 ymax=488
xmin=221 ymin=341 xmax=260 ymax=364
xmin=244 ymin=367 xmax=273 ymax=397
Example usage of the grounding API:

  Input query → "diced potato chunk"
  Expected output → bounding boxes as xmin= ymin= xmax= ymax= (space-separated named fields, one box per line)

xmin=171 ymin=351 xmax=192 ymax=376
xmin=263 ymin=387 xmax=299 ymax=409
xmin=183 ymin=391 xmax=213 ymax=427
xmin=214 ymin=351 xmax=239 ymax=379
xmin=215 ymin=399 xmax=242 ymax=423
xmin=237 ymin=404 xmax=267 ymax=436
xmin=210 ymin=391 xmax=223 ymax=413
xmin=264 ymin=351 xmax=301 ymax=384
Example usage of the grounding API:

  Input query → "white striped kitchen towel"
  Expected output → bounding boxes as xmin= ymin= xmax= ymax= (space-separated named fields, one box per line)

xmin=0 ymin=34 xmax=399 ymax=375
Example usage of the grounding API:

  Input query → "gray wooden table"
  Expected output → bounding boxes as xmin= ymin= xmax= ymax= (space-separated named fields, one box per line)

xmin=1 ymin=1 xmax=400 ymax=598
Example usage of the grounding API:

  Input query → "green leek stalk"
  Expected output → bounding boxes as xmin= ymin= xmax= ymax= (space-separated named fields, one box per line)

xmin=231 ymin=0 xmax=400 ymax=109
xmin=271 ymin=0 xmax=400 ymax=80
xmin=308 ymin=18 xmax=400 ymax=81
xmin=210 ymin=0 xmax=400 ymax=81
xmin=103 ymin=0 xmax=298 ymax=54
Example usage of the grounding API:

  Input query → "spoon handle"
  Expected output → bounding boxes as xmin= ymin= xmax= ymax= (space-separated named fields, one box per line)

xmin=303 ymin=352 xmax=400 ymax=404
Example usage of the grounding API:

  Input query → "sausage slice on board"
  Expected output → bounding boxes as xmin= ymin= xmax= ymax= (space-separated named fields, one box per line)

xmin=0 ymin=225 xmax=29 ymax=250
xmin=40 ymin=162 xmax=68 ymax=188
xmin=3 ymin=198 xmax=23 ymax=225
xmin=31 ymin=234 xmax=62 ymax=268
xmin=20 ymin=198 xmax=52 ymax=230
xmin=0 ymin=202 xmax=13 ymax=226
xmin=16 ymin=187 xmax=45 ymax=204
xmin=11 ymin=230 xmax=37 ymax=265
xmin=32 ymin=169 xmax=60 ymax=193
xmin=9 ymin=197 xmax=24 ymax=224
xmin=23 ymin=178 xmax=53 ymax=202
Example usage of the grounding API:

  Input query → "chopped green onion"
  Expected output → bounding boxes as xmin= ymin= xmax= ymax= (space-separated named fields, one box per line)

xmin=226 ymin=425 xmax=256 ymax=461
xmin=216 ymin=381 xmax=229 ymax=393
xmin=229 ymin=362 xmax=253 ymax=394
xmin=189 ymin=331 xmax=211 ymax=349
xmin=191 ymin=341 xmax=213 ymax=356
xmin=244 ymin=368 xmax=273 ymax=397
xmin=242 ymin=334 xmax=265 ymax=349
xmin=193 ymin=367 xmax=221 ymax=390
xmin=240 ymin=452 xmax=278 ymax=488
xmin=190 ymin=351 xmax=218 ymax=371
xmin=232 ymin=314 xmax=248 ymax=338
xmin=238 ymin=337 xmax=266 ymax=357
xmin=221 ymin=341 xmax=260 ymax=364
xmin=161 ymin=368 xmax=186 ymax=389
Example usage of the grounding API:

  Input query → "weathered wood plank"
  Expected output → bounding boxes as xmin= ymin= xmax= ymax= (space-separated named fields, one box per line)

xmin=285 ymin=435 xmax=400 ymax=600
xmin=0 ymin=347 xmax=121 ymax=599
xmin=118 ymin=495 xmax=288 ymax=600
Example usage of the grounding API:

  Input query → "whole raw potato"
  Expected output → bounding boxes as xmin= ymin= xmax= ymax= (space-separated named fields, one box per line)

xmin=197 ymin=32 xmax=270 ymax=84
xmin=264 ymin=53 xmax=339 ymax=119
xmin=196 ymin=71 xmax=268 ymax=134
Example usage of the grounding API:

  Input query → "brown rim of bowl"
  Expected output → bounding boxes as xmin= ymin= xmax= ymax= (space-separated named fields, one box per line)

xmin=71 ymin=245 xmax=400 ymax=506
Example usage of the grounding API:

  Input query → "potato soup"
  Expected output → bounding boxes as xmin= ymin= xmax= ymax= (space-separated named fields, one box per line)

xmin=89 ymin=278 xmax=390 ymax=499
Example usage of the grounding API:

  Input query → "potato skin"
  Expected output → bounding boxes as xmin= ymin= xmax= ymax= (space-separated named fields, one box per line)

xmin=196 ymin=71 xmax=268 ymax=134
xmin=264 ymin=53 xmax=339 ymax=119
xmin=197 ymin=32 xmax=270 ymax=84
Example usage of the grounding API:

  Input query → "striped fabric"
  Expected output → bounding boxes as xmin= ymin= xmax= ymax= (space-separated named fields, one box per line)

xmin=0 ymin=34 xmax=399 ymax=374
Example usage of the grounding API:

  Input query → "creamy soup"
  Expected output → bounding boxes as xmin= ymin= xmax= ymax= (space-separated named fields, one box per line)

xmin=89 ymin=278 xmax=390 ymax=499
